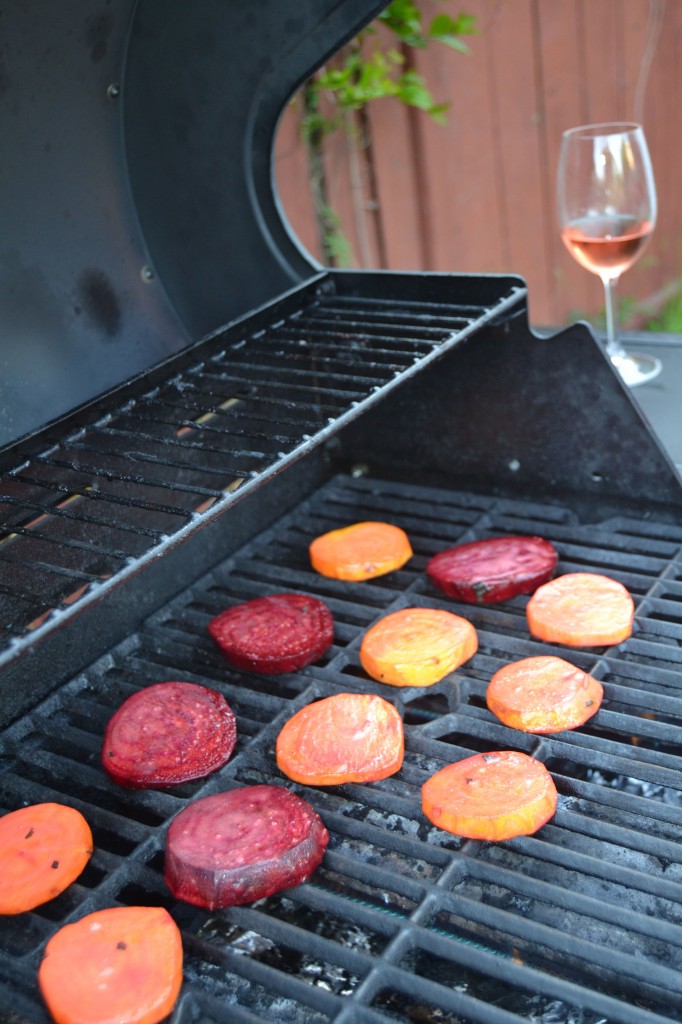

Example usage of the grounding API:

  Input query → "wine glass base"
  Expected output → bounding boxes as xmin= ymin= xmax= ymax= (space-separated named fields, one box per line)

xmin=610 ymin=352 xmax=663 ymax=388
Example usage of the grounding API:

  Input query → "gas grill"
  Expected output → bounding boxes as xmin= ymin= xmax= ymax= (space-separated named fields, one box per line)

xmin=3 ymin=2 xmax=682 ymax=1023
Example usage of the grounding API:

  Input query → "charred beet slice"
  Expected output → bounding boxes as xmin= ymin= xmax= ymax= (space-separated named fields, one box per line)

xmin=208 ymin=593 xmax=334 ymax=674
xmin=102 ymin=681 xmax=237 ymax=789
xmin=426 ymin=535 xmax=558 ymax=605
xmin=164 ymin=785 xmax=329 ymax=908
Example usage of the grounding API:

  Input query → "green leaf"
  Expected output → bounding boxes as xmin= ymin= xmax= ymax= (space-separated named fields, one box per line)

xmin=428 ymin=12 xmax=476 ymax=52
xmin=428 ymin=102 xmax=450 ymax=125
xmin=378 ymin=0 xmax=426 ymax=47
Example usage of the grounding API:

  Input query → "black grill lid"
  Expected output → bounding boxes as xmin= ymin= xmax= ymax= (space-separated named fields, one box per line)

xmin=0 ymin=0 xmax=384 ymax=446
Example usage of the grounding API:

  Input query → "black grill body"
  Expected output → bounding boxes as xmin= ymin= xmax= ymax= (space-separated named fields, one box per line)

xmin=2 ymin=3 xmax=682 ymax=1024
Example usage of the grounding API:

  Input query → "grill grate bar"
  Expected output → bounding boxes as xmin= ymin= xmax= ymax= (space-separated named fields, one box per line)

xmin=0 ymin=523 xmax=133 ymax=563
xmin=60 ymin=435 xmax=262 ymax=480
xmin=0 ymin=494 xmax=165 ymax=539
xmin=8 ymin=471 xmax=196 ymax=521
xmin=265 ymin=323 xmax=444 ymax=353
xmin=410 ymin=922 xmax=678 ymax=1024
xmin=212 ymin=357 xmax=402 ymax=389
xmin=30 ymin=455 xmax=226 ymax=500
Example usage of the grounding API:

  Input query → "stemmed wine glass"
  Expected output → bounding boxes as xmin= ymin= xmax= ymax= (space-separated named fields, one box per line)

xmin=556 ymin=122 xmax=661 ymax=387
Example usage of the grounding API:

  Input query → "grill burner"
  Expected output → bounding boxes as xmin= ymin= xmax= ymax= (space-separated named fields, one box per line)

xmin=3 ymin=472 xmax=682 ymax=1024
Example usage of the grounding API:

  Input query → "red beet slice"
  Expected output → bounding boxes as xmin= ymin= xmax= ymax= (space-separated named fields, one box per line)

xmin=164 ymin=785 xmax=329 ymax=908
xmin=102 ymin=681 xmax=237 ymax=789
xmin=427 ymin=535 xmax=558 ymax=605
xmin=208 ymin=592 xmax=334 ymax=674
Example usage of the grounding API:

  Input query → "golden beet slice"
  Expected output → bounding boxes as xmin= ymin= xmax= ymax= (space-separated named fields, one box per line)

xmin=422 ymin=750 xmax=557 ymax=841
xmin=486 ymin=655 xmax=603 ymax=733
xmin=276 ymin=692 xmax=404 ymax=785
xmin=360 ymin=607 xmax=477 ymax=687
xmin=527 ymin=572 xmax=634 ymax=647
xmin=309 ymin=521 xmax=412 ymax=581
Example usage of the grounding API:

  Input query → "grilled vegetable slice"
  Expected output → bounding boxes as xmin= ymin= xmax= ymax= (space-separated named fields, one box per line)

xmin=486 ymin=655 xmax=603 ymax=733
xmin=208 ymin=592 xmax=334 ymax=673
xmin=360 ymin=607 xmax=477 ymax=687
xmin=426 ymin=535 xmax=558 ymax=604
xmin=422 ymin=750 xmax=557 ymax=841
xmin=526 ymin=572 xmax=634 ymax=646
xmin=0 ymin=803 xmax=93 ymax=915
xmin=102 ymin=681 xmax=237 ymax=789
xmin=38 ymin=905 xmax=183 ymax=1024
xmin=276 ymin=692 xmax=404 ymax=785
xmin=165 ymin=785 xmax=329 ymax=908
xmin=309 ymin=521 xmax=412 ymax=581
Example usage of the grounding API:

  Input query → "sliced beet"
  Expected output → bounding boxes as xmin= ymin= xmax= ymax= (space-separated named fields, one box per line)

xmin=164 ymin=785 xmax=329 ymax=908
xmin=102 ymin=681 xmax=237 ymax=789
xmin=208 ymin=592 xmax=334 ymax=674
xmin=427 ymin=535 xmax=558 ymax=605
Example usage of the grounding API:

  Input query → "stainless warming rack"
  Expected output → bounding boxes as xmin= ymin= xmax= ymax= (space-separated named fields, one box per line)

xmin=0 ymin=273 xmax=524 ymax=670
xmin=2 ymin=472 xmax=682 ymax=1024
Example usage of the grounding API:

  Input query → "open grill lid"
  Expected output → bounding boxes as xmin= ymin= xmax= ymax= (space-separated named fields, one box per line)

xmin=0 ymin=0 xmax=385 ymax=446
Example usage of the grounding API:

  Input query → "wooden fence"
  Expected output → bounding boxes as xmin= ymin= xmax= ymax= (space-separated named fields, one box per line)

xmin=275 ymin=0 xmax=681 ymax=328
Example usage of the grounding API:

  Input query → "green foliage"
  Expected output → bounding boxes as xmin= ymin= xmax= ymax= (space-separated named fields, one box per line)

xmin=379 ymin=1 xmax=477 ymax=52
xmin=319 ymin=204 xmax=354 ymax=267
xmin=303 ymin=0 xmax=476 ymax=135
xmin=300 ymin=1 xmax=476 ymax=265
xmin=645 ymin=278 xmax=682 ymax=332
xmin=568 ymin=282 xmax=682 ymax=334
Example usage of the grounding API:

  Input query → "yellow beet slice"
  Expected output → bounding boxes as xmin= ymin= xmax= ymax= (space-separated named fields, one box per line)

xmin=360 ymin=607 xmax=477 ymax=687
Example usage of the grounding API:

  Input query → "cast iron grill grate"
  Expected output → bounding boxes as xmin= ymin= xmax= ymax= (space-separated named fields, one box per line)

xmin=2 ymin=473 xmax=682 ymax=1022
xmin=0 ymin=276 xmax=523 ymax=667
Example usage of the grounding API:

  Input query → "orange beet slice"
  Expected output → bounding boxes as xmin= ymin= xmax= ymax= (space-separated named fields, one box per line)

xmin=276 ymin=692 xmax=404 ymax=785
xmin=360 ymin=607 xmax=477 ymax=687
xmin=0 ymin=803 xmax=93 ymax=915
xmin=38 ymin=905 xmax=183 ymax=1024
xmin=527 ymin=572 xmax=634 ymax=647
xmin=422 ymin=750 xmax=557 ymax=841
xmin=309 ymin=521 xmax=412 ymax=581
xmin=486 ymin=655 xmax=603 ymax=733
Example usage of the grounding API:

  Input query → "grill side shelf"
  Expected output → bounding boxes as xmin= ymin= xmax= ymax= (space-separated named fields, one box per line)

xmin=0 ymin=274 xmax=526 ymax=672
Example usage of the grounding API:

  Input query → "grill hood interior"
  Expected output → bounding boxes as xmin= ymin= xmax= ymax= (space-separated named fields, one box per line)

xmin=0 ymin=0 xmax=385 ymax=447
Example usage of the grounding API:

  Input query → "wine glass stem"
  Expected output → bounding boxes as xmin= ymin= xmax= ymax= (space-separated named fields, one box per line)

xmin=602 ymin=275 xmax=626 ymax=361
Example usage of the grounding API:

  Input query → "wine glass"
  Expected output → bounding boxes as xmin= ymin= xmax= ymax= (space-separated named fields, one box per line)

xmin=557 ymin=122 xmax=661 ymax=387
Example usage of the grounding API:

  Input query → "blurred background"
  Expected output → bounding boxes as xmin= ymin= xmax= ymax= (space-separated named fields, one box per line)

xmin=274 ymin=0 xmax=678 ymax=332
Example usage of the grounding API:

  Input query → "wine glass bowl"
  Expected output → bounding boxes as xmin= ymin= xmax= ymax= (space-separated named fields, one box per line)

xmin=557 ymin=122 xmax=661 ymax=387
